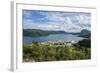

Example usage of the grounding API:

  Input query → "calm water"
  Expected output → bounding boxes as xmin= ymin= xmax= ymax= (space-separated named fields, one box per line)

xmin=23 ymin=34 xmax=85 ymax=44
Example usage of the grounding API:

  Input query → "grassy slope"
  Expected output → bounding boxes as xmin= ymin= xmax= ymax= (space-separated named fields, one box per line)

xmin=23 ymin=42 xmax=91 ymax=62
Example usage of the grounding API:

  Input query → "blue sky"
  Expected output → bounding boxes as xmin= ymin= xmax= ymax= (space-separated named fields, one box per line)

xmin=23 ymin=10 xmax=91 ymax=32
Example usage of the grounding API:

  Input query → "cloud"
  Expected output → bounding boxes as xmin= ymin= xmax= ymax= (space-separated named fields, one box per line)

xmin=23 ymin=10 xmax=91 ymax=32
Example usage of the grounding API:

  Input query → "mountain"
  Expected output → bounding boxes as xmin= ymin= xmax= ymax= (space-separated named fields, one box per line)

xmin=23 ymin=29 xmax=90 ymax=38
xmin=23 ymin=29 xmax=67 ymax=37
xmin=78 ymin=29 xmax=91 ymax=38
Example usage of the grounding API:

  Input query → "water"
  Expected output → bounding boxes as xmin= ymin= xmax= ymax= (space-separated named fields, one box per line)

xmin=23 ymin=34 xmax=85 ymax=44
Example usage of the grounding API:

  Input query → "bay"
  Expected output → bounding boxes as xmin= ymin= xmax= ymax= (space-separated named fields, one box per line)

xmin=23 ymin=34 xmax=85 ymax=44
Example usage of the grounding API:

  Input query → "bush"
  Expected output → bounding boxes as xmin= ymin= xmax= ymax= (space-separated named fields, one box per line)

xmin=78 ymin=39 xmax=91 ymax=48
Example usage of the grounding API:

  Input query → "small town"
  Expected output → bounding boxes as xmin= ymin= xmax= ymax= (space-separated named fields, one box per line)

xmin=40 ymin=40 xmax=76 ymax=47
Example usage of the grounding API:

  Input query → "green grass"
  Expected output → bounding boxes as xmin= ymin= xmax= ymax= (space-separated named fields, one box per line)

xmin=23 ymin=41 xmax=91 ymax=62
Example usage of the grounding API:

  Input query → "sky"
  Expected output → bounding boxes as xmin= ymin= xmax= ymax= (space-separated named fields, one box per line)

xmin=23 ymin=10 xmax=91 ymax=32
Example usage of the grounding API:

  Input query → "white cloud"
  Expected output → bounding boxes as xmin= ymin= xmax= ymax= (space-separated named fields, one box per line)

xmin=75 ymin=14 xmax=91 ymax=25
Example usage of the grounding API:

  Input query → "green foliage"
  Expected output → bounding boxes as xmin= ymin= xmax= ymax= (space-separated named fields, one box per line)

xmin=78 ymin=39 xmax=91 ymax=48
xmin=23 ymin=42 xmax=91 ymax=62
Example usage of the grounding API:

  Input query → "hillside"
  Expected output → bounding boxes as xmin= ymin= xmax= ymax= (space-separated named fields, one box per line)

xmin=23 ymin=29 xmax=91 ymax=38
xmin=23 ymin=29 xmax=67 ymax=37
xmin=78 ymin=29 xmax=91 ymax=38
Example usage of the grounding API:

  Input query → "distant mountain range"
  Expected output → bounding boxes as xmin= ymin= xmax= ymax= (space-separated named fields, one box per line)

xmin=23 ymin=29 xmax=67 ymax=37
xmin=23 ymin=29 xmax=91 ymax=38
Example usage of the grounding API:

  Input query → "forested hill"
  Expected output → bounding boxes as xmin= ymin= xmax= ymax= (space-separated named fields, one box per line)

xmin=78 ymin=29 xmax=91 ymax=38
xmin=23 ymin=29 xmax=91 ymax=38
xmin=23 ymin=29 xmax=67 ymax=37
